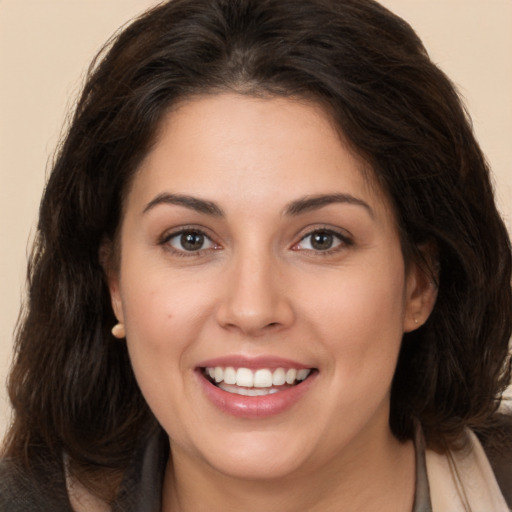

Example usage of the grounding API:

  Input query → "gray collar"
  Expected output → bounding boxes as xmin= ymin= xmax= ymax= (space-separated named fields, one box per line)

xmin=412 ymin=423 xmax=433 ymax=512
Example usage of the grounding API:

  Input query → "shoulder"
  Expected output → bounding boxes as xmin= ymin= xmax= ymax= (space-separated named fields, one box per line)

xmin=486 ymin=447 xmax=512 ymax=508
xmin=425 ymin=423 xmax=512 ymax=511
xmin=0 ymin=458 xmax=73 ymax=512
xmin=480 ymin=413 xmax=512 ymax=507
xmin=0 ymin=458 xmax=43 ymax=511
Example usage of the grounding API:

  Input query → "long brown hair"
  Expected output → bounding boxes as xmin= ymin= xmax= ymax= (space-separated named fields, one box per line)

xmin=4 ymin=0 xmax=511 ymax=501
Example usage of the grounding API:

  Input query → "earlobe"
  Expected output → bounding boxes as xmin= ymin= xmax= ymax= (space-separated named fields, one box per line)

xmin=111 ymin=322 xmax=126 ymax=339
xmin=403 ymin=245 xmax=439 ymax=333
xmin=109 ymin=279 xmax=126 ymax=339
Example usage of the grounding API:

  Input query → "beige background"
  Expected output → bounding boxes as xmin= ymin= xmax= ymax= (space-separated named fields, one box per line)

xmin=1 ymin=1 xmax=511 ymax=436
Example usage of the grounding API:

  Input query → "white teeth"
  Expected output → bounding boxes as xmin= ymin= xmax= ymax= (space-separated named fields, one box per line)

xmin=236 ymin=368 xmax=254 ymax=387
xmin=224 ymin=367 xmax=236 ymax=385
xmin=297 ymin=369 xmax=311 ymax=381
xmin=254 ymin=369 xmax=273 ymax=387
xmin=204 ymin=366 xmax=312 ymax=389
xmin=285 ymin=368 xmax=297 ymax=384
xmin=218 ymin=383 xmax=287 ymax=396
xmin=272 ymin=368 xmax=286 ymax=386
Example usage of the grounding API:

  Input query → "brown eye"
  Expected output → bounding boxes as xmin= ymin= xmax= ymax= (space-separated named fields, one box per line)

xmin=310 ymin=231 xmax=335 ymax=250
xmin=294 ymin=229 xmax=348 ymax=252
xmin=181 ymin=232 xmax=205 ymax=251
xmin=167 ymin=230 xmax=214 ymax=252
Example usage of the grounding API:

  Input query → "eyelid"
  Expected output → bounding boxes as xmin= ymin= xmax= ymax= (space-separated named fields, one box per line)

xmin=291 ymin=226 xmax=353 ymax=252
xmin=159 ymin=226 xmax=222 ymax=255
xmin=158 ymin=224 xmax=352 ymax=256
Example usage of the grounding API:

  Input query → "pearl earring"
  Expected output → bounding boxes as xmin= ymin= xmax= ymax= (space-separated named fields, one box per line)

xmin=111 ymin=323 xmax=126 ymax=339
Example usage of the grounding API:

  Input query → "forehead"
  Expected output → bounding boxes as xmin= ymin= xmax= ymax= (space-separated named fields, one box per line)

xmin=126 ymin=93 xmax=392 ymax=219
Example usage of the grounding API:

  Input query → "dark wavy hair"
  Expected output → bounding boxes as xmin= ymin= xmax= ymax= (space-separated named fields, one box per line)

xmin=3 ymin=0 xmax=511 ymax=501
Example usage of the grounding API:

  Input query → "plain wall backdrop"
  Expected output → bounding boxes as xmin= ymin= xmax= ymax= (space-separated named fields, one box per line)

xmin=1 ymin=0 xmax=511 ymax=436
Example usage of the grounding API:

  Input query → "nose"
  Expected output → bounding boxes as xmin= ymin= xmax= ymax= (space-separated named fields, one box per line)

xmin=215 ymin=249 xmax=295 ymax=337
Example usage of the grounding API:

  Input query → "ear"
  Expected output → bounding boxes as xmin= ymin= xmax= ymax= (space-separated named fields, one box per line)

xmin=99 ymin=240 xmax=124 ymax=325
xmin=403 ymin=243 xmax=439 ymax=333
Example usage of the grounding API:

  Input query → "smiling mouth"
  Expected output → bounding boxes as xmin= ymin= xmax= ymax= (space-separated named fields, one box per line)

xmin=202 ymin=366 xmax=314 ymax=397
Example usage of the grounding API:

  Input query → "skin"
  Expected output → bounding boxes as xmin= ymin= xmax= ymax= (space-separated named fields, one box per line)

xmin=108 ymin=93 xmax=437 ymax=511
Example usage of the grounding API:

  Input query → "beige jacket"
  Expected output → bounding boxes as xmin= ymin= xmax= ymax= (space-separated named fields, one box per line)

xmin=425 ymin=429 xmax=510 ymax=511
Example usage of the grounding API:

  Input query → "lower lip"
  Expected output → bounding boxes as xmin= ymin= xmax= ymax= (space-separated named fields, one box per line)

xmin=197 ymin=370 xmax=317 ymax=419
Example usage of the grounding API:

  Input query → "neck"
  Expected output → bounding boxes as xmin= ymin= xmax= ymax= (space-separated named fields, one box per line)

xmin=162 ymin=427 xmax=415 ymax=512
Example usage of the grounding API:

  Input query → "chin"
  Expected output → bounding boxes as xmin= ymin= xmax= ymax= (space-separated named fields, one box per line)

xmin=208 ymin=451 xmax=308 ymax=481
xmin=184 ymin=429 xmax=314 ymax=481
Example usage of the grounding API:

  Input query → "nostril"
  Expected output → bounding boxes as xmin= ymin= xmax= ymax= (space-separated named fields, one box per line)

xmin=215 ymin=294 xmax=295 ymax=335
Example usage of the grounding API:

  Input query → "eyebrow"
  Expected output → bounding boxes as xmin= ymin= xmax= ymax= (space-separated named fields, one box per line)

xmin=143 ymin=192 xmax=373 ymax=218
xmin=143 ymin=193 xmax=224 ymax=216
xmin=284 ymin=194 xmax=374 ymax=218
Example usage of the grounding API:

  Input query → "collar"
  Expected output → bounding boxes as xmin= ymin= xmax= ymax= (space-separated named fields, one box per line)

xmin=425 ymin=428 xmax=509 ymax=511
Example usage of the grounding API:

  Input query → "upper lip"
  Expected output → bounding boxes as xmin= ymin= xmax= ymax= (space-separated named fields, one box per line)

xmin=196 ymin=355 xmax=313 ymax=370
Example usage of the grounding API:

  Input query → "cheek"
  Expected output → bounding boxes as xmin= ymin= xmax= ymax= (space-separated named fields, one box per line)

xmin=120 ymin=254 xmax=216 ymax=339
xmin=119 ymin=275 xmax=214 ymax=439
xmin=118 ymin=260 xmax=215 ymax=396
xmin=301 ymin=255 xmax=407 ymax=384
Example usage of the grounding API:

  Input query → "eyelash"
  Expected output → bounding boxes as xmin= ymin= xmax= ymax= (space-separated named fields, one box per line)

xmin=159 ymin=227 xmax=353 ymax=257
xmin=292 ymin=228 xmax=353 ymax=255
xmin=159 ymin=228 xmax=220 ymax=258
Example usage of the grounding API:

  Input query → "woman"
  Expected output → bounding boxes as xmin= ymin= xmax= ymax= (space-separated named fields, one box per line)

xmin=1 ymin=0 xmax=511 ymax=510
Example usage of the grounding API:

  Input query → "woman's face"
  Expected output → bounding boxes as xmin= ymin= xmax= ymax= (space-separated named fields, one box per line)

xmin=109 ymin=93 xmax=434 ymax=480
